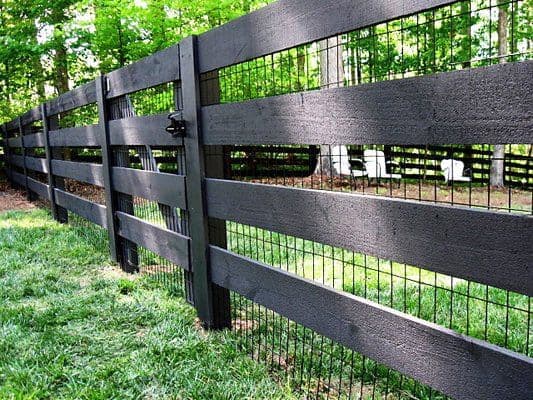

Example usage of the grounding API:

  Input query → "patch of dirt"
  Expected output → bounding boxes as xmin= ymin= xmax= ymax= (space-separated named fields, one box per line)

xmin=65 ymin=180 xmax=105 ymax=204
xmin=141 ymin=264 xmax=176 ymax=275
xmin=0 ymin=180 xmax=36 ymax=212
xmin=248 ymin=176 xmax=532 ymax=212
xmin=233 ymin=318 xmax=259 ymax=332
xmin=98 ymin=265 xmax=138 ymax=281
xmin=194 ymin=317 xmax=208 ymax=337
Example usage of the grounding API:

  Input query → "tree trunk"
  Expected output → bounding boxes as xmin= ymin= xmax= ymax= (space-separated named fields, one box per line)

xmin=53 ymin=39 xmax=70 ymax=95
xmin=490 ymin=2 xmax=508 ymax=187
xmin=314 ymin=36 xmax=345 ymax=177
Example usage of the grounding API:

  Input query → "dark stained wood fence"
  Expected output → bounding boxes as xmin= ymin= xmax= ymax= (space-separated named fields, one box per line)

xmin=1 ymin=1 xmax=532 ymax=398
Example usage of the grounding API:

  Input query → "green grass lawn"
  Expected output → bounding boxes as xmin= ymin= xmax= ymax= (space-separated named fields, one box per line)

xmin=0 ymin=209 xmax=295 ymax=400
xmin=226 ymin=223 xmax=531 ymax=356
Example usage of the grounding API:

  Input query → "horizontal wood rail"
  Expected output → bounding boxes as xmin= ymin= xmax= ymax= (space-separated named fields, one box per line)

xmin=7 ymin=137 xmax=22 ymax=147
xmin=51 ymin=160 xmax=104 ymax=186
xmin=198 ymin=0 xmax=461 ymax=72
xmin=27 ymin=177 xmax=50 ymax=200
xmin=46 ymin=81 xmax=97 ymax=116
xmin=112 ymin=167 xmax=187 ymax=209
xmin=54 ymin=189 xmax=107 ymax=228
xmin=25 ymin=156 xmax=48 ymax=174
xmin=108 ymin=114 xmax=183 ymax=146
xmin=20 ymin=106 xmax=42 ymax=127
xmin=202 ymin=61 xmax=533 ymax=145
xmin=210 ymin=246 xmax=533 ymax=400
xmin=11 ymin=170 xmax=25 ymax=186
xmin=106 ymin=44 xmax=180 ymax=99
xmin=23 ymin=132 xmax=45 ymax=148
xmin=9 ymin=154 xmax=24 ymax=168
xmin=4 ymin=121 xmax=17 ymax=131
xmin=116 ymin=212 xmax=191 ymax=270
xmin=206 ymin=179 xmax=533 ymax=296
xmin=49 ymin=125 xmax=101 ymax=147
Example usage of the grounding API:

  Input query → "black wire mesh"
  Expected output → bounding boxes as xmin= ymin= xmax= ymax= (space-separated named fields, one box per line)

xmin=108 ymin=83 xmax=175 ymax=119
xmin=229 ymin=144 xmax=532 ymax=214
xmin=67 ymin=211 xmax=109 ymax=255
xmin=58 ymin=103 xmax=98 ymax=129
xmin=199 ymin=0 xmax=532 ymax=398
xmin=201 ymin=0 xmax=532 ymax=104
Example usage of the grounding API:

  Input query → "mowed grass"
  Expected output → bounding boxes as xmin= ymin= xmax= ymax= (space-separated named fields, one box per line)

xmin=0 ymin=209 xmax=295 ymax=400
xmin=227 ymin=222 xmax=532 ymax=357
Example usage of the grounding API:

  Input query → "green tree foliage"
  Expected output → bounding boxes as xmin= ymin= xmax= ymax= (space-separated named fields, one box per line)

xmin=0 ymin=0 xmax=272 ymax=122
xmin=0 ymin=0 xmax=531 ymax=125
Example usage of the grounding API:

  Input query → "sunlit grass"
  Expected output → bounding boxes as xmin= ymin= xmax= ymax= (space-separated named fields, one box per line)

xmin=0 ymin=209 xmax=295 ymax=400
xmin=227 ymin=222 xmax=531 ymax=356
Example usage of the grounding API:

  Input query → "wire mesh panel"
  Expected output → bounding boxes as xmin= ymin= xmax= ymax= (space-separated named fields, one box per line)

xmin=53 ymin=102 xmax=105 ymax=207
xmin=67 ymin=211 xmax=109 ymax=254
xmin=200 ymin=0 xmax=532 ymax=398
xmin=201 ymin=0 xmax=532 ymax=104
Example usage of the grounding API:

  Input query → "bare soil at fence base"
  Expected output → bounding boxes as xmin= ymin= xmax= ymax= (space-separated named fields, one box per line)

xmin=0 ymin=181 xmax=36 ymax=212
xmin=251 ymin=176 xmax=532 ymax=212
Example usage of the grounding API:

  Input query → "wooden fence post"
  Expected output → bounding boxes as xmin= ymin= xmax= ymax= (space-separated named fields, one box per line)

xmin=180 ymin=36 xmax=231 ymax=329
xmin=48 ymin=113 xmax=69 ymax=223
xmin=4 ymin=125 xmax=14 ymax=188
xmin=96 ymin=75 xmax=121 ymax=264
xmin=1 ymin=124 xmax=8 ymax=183
xmin=18 ymin=117 xmax=33 ymax=200
xmin=41 ymin=104 xmax=63 ymax=221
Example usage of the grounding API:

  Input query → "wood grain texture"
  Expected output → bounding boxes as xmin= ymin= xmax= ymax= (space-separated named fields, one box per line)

xmin=181 ymin=36 xmax=227 ymax=328
xmin=210 ymin=247 xmax=533 ymax=400
xmin=49 ymin=125 xmax=101 ymax=147
xmin=27 ymin=177 xmax=50 ymax=200
xmin=7 ymin=137 xmax=22 ymax=148
xmin=47 ymin=81 xmax=97 ymax=116
xmin=206 ymin=179 xmax=533 ymax=296
xmin=25 ymin=156 xmax=48 ymax=173
xmin=23 ymin=133 xmax=45 ymax=148
xmin=51 ymin=160 xmax=104 ymax=187
xmin=11 ymin=171 xmax=25 ymax=186
xmin=198 ymin=0 xmax=459 ymax=72
xmin=108 ymin=114 xmax=183 ymax=146
xmin=112 ymin=167 xmax=187 ymax=209
xmin=20 ymin=106 xmax=42 ymax=127
xmin=107 ymin=45 xmax=179 ymax=99
xmin=54 ymin=189 xmax=107 ymax=228
xmin=96 ymin=75 xmax=120 ymax=262
xmin=9 ymin=154 xmax=24 ymax=168
xmin=202 ymin=61 xmax=533 ymax=145
xmin=116 ymin=212 xmax=191 ymax=270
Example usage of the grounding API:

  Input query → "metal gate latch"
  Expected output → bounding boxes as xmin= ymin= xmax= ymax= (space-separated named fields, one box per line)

xmin=166 ymin=111 xmax=187 ymax=138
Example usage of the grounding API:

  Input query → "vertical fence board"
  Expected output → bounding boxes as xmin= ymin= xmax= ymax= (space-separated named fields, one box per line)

xmin=49 ymin=114 xmax=69 ymax=223
xmin=203 ymin=70 xmax=231 ymax=328
xmin=1 ymin=124 xmax=9 ymax=184
xmin=41 ymin=104 xmax=60 ymax=219
xmin=18 ymin=118 xmax=32 ymax=200
xmin=96 ymin=75 xmax=120 ymax=262
xmin=180 ymin=36 xmax=231 ymax=329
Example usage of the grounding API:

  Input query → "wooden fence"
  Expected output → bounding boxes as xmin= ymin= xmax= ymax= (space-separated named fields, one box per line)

xmin=1 ymin=0 xmax=532 ymax=399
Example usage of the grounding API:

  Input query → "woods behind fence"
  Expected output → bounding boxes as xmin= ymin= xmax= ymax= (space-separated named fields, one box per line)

xmin=2 ymin=0 xmax=532 ymax=399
